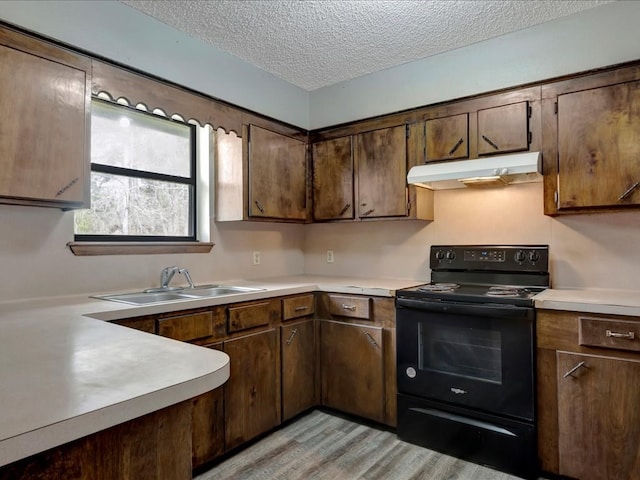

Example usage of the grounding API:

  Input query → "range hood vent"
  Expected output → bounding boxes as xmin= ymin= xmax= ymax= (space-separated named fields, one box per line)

xmin=407 ymin=152 xmax=542 ymax=190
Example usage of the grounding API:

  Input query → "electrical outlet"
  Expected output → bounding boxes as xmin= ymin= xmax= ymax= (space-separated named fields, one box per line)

xmin=326 ymin=250 xmax=334 ymax=263
xmin=252 ymin=251 xmax=261 ymax=265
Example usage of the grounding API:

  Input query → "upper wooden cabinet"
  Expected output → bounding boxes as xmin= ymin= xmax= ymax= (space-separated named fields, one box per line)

xmin=426 ymin=113 xmax=469 ymax=162
xmin=248 ymin=125 xmax=307 ymax=221
xmin=0 ymin=27 xmax=91 ymax=209
xmin=477 ymin=102 xmax=530 ymax=156
xmin=425 ymin=101 xmax=531 ymax=163
xmin=311 ymin=125 xmax=433 ymax=222
xmin=215 ymin=124 xmax=308 ymax=223
xmin=312 ymin=136 xmax=354 ymax=221
xmin=356 ymin=125 xmax=408 ymax=219
xmin=556 ymin=81 xmax=640 ymax=210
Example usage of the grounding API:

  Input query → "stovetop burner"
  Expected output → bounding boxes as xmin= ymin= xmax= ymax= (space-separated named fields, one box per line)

xmin=417 ymin=283 xmax=460 ymax=293
xmin=485 ymin=286 xmax=524 ymax=297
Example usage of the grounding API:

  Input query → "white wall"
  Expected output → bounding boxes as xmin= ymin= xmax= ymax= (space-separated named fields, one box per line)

xmin=0 ymin=204 xmax=305 ymax=302
xmin=309 ymin=1 xmax=640 ymax=128
xmin=0 ymin=0 xmax=309 ymax=128
xmin=304 ymin=183 xmax=640 ymax=291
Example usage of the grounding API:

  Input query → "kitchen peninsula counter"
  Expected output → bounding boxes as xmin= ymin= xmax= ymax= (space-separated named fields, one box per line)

xmin=534 ymin=288 xmax=640 ymax=317
xmin=0 ymin=275 xmax=423 ymax=468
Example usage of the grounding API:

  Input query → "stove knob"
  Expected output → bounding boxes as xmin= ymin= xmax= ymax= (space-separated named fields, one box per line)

xmin=435 ymin=250 xmax=445 ymax=260
xmin=514 ymin=250 xmax=526 ymax=263
xmin=529 ymin=251 xmax=540 ymax=263
xmin=446 ymin=250 xmax=456 ymax=260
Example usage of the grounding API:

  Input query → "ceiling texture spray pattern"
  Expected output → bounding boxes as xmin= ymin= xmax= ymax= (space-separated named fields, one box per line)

xmin=121 ymin=0 xmax=612 ymax=91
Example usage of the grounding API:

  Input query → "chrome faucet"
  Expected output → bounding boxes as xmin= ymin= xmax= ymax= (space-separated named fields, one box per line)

xmin=159 ymin=266 xmax=195 ymax=290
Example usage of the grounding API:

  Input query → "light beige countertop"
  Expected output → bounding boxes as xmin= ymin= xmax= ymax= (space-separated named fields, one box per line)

xmin=0 ymin=274 xmax=423 ymax=467
xmin=534 ymin=288 xmax=640 ymax=317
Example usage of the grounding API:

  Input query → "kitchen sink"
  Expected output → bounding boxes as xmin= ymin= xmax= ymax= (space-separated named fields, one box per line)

xmin=93 ymin=285 xmax=265 ymax=305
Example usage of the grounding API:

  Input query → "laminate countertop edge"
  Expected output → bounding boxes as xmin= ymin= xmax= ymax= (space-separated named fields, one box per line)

xmin=534 ymin=288 xmax=640 ymax=317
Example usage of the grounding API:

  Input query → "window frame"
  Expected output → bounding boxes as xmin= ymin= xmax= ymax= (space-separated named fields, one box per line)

xmin=75 ymin=98 xmax=198 ymax=243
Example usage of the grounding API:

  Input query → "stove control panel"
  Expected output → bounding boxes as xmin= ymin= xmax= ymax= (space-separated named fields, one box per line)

xmin=430 ymin=245 xmax=549 ymax=273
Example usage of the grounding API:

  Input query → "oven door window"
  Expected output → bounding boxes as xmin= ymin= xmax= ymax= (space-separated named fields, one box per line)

xmin=419 ymin=323 xmax=502 ymax=384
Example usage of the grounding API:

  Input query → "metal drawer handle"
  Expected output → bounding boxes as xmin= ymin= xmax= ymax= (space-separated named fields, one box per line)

xmin=254 ymin=200 xmax=265 ymax=213
xmin=339 ymin=203 xmax=351 ymax=216
xmin=294 ymin=305 xmax=309 ymax=312
xmin=606 ymin=329 xmax=635 ymax=340
xmin=285 ymin=328 xmax=298 ymax=345
xmin=363 ymin=331 xmax=379 ymax=347
xmin=448 ymin=138 xmax=464 ymax=155
xmin=342 ymin=304 xmax=356 ymax=311
xmin=563 ymin=361 xmax=587 ymax=378
xmin=361 ymin=209 xmax=375 ymax=216
xmin=618 ymin=182 xmax=639 ymax=201
xmin=481 ymin=135 xmax=500 ymax=150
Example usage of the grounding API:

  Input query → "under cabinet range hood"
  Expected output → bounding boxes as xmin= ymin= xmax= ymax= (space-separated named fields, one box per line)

xmin=407 ymin=151 xmax=542 ymax=190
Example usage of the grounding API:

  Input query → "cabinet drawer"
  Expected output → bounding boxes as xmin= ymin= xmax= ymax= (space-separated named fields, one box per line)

xmin=112 ymin=317 xmax=156 ymax=334
xmin=158 ymin=311 xmax=213 ymax=342
xmin=328 ymin=295 xmax=371 ymax=320
xmin=579 ymin=316 xmax=640 ymax=352
xmin=228 ymin=301 xmax=272 ymax=333
xmin=282 ymin=294 xmax=315 ymax=321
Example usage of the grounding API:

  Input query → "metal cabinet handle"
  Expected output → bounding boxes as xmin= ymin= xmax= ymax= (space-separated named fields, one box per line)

xmin=294 ymin=306 xmax=309 ymax=312
xmin=481 ymin=135 xmax=500 ymax=151
xmin=254 ymin=200 xmax=265 ymax=213
xmin=339 ymin=203 xmax=351 ymax=216
xmin=361 ymin=209 xmax=375 ymax=216
xmin=363 ymin=331 xmax=379 ymax=347
xmin=342 ymin=304 xmax=356 ymax=311
xmin=618 ymin=182 xmax=639 ymax=201
xmin=448 ymin=138 xmax=464 ymax=155
xmin=606 ymin=329 xmax=635 ymax=340
xmin=563 ymin=361 xmax=587 ymax=378
xmin=285 ymin=328 xmax=298 ymax=345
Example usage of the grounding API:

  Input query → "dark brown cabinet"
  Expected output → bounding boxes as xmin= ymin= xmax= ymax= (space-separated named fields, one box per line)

xmin=537 ymin=310 xmax=640 ymax=478
xmin=281 ymin=319 xmax=316 ymax=421
xmin=477 ymin=102 xmax=530 ymax=156
xmin=248 ymin=124 xmax=307 ymax=221
xmin=0 ymin=27 xmax=90 ymax=209
xmin=223 ymin=329 xmax=280 ymax=451
xmin=355 ymin=125 xmax=408 ymax=219
xmin=320 ymin=320 xmax=384 ymax=423
xmin=556 ymin=351 xmax=640 ymax=480
xmin=312 ymin=136 xmax=354 ymax=221
xmin=556 ymin=81 xmax=640 ymax=210
xmin=426 ymin=113 xmax=469 ymax=162
xmin=192 ymin=342 xmax=225 ymax=469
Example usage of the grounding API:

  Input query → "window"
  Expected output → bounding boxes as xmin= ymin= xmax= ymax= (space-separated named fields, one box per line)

xmin=74 ymin=99 xmax=197 ymax=241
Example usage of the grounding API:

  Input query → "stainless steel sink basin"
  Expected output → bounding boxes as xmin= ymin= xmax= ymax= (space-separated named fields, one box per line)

xmin=93 ymin=285 xmax=264 ymax=305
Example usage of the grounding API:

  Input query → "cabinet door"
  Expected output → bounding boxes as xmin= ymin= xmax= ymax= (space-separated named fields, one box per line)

xmin=557 ymin=82 xmax=640 ymax=209
xmin=192 ymin=342 xmax=225 ymax=468
xmin=425 ymin=113 xmax=469 ymax=161
xmin=312 ymin=136 xmax=354 ymax=220
xmin=477 ymin=102 xmax=529 ymax=155
xmin=248 ymin=125 xmax=307 ymax=220
xmin=0 ymin=43 xmax=88 ymax=206
xmin=281 ymin=320 xmax=316 ymax=421
xmin=223 ymin=329 xmax=280 ymax=451
xmin=320 ymin=320 xmax=384 ymax=423
xmin=557 ymin=352 xmax=640 ymax=480
xmin=356 ymin=125 xmax=407 ymax=219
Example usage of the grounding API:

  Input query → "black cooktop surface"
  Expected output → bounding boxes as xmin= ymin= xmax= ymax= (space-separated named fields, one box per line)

xmin=396 ymin=283 xmax=547 ymax=307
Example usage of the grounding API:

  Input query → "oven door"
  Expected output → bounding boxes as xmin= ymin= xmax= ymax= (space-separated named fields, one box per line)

xmin=396 ymin=297 xmax=535 ymax=421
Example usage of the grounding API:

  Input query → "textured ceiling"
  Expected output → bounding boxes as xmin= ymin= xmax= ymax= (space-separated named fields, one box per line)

xmin=121 ymin=0 xmax=613 ymax=91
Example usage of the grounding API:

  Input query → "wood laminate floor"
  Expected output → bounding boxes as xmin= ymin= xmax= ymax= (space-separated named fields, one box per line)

xmin=195 ymin=410 xmax=544 ymax=480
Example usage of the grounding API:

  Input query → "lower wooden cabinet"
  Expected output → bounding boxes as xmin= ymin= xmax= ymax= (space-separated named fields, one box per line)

xmin=320 ymin=320 xmax=384 ymax=423
xmin=223 ymin=329 xmax=280 ymax=451
xmin=191 ymin=343 xmax=225 ymax=469
xmin=557 ymin=352 xmax=640 ymax=480
xmin=281 ymin=319 xmax=316 ymax=421
xmin=537 ymin=309 xmax=640 ymax=479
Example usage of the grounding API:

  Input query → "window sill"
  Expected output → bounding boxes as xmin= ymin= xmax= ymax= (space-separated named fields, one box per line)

xmin=67 ymin=241 xmax=215 ymax=256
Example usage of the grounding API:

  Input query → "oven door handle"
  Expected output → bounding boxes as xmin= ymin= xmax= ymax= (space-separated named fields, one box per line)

xmin=396 ymin=298 xmax=531 ymax=318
